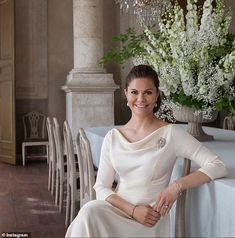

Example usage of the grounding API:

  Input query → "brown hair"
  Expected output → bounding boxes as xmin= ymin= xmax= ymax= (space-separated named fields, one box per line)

xmin=125 ymin=65 xmax=161 ymax=113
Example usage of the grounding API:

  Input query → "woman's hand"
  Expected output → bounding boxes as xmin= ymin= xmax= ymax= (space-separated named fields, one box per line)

xmin=153 ymin=182 xmax=182 ymax=216
xmin=132 ymin=205 xmax=161 ymax=227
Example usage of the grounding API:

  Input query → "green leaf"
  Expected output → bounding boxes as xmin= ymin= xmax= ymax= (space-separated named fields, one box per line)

xmin=171 ymin=92 xmax=204 ymax=109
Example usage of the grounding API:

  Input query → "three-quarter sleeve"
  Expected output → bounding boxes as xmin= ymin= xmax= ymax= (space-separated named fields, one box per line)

xmin=171 ymin=125 xmax=228 ymax=180
xmin=93 ymin=131 xmax=116 ymax=200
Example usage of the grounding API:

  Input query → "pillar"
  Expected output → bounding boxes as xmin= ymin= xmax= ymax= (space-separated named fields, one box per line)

xmin=62 ymin=0 xmax=119 ymax=138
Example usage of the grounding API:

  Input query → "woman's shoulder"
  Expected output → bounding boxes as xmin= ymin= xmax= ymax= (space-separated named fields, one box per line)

xmin=169 ymin=123 xmax=188 ymax=135
xmin=157 ymin=121 xmax=170 ymax=130
xmin=170 ymin=124 xmax=201 ymax=144
xmin=103 ymin=127 xmax=121 ymax=140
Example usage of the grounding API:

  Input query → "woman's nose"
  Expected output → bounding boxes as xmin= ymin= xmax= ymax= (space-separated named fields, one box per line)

xmin=137 ymin=93 xmax=145 ymax=102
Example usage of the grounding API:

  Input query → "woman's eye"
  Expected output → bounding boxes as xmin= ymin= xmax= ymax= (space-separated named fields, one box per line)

xmin=145 ymin=91 xmax=153 ymax=95
xmin=131 ymin=91 xmax=138 ymax=95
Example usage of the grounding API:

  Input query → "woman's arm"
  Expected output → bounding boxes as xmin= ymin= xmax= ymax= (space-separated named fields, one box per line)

xmin=154 ymin=125 xmax=227 ymax=215
xmin=93 ymin=131 xmax=116 ymax=200
xmin=154 ymin=171 xmax=211 ymax=216
xmin=176 ymin=170 xmax=211 ymax=190
xmin=171 ymin=125 xmax=228 ymax=180
xmin=107 ymin=194 xmax=161 ymax=227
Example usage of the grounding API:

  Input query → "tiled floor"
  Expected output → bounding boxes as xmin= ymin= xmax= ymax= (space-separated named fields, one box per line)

xmin=0 ymin=161 xmax=66 ymax=238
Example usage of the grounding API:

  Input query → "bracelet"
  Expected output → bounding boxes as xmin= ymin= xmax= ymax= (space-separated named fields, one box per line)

xmin=174 ymin=181 xmax=183 ymax=197
xmin=131 ymin=205 xmax=138 ymax=219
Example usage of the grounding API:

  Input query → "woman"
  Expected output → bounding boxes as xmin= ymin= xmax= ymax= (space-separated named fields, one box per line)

xmin=66 ymin=65 xmax=227 ymax=237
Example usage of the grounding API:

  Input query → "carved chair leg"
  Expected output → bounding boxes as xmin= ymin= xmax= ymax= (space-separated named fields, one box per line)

xmin=22 ymin=144 xmax=25 ymax=166
xmin=65 ymin=185 xmax=71 ymax=228
xmin=59 ymin=175 xmax=64 ymax=213
xmin=51 ymin=165 xmax=56 ymax=196
xmin=55 ymin=169 xmax=59 ymax=205
xmin=48 ymin=161 xmax=52 ymax=191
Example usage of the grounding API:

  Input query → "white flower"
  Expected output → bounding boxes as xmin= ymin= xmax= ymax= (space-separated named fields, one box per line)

xmin=199 ymin=85 xmax=209 ymax=95
xmin=134 ymin=0 xmax=235 ymax=115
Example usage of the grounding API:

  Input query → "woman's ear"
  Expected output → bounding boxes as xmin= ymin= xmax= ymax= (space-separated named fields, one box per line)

xmin=156 ymin=90 xmax=160 ymax=100
xmin=124 ymin=88 xmax=127 ymax=98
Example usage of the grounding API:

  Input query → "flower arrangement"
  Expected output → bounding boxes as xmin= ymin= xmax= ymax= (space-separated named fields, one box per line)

xmin=155 ymin=96 xmax=176 ymax=123
xmin=101 ymin=0 xmax=235 ymax=118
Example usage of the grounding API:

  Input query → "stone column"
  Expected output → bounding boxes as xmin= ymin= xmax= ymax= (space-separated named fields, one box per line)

xmin=62 ymin=0 xmax=119 ymax=138
xmin=73 ymin=0 xmax=104 ymax=73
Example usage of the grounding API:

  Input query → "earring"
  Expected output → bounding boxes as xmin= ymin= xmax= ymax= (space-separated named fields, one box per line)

xmin=155 ymin=103 xmax=157 ymax=108
xmin=127 ymin=102 xmax=129 ymax=107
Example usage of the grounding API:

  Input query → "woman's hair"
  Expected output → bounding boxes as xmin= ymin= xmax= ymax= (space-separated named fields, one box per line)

xmin=125 ymin=65 xmax=161 ymax=113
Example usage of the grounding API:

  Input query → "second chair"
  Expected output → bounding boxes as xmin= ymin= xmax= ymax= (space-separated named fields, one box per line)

xmin=63 ymin=121 xmax=80 ymax=227
xmin=52 ymin=117 xmax=67 ymax=213
xmin=75 ymin=128 xmax=96 ymax=209
xmin=46 ymin=117 xmax=56 ymax=196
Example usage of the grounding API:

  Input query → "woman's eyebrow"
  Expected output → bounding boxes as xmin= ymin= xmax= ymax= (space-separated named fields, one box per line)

xmin=129 ymin=88 xmax=153 ymax=91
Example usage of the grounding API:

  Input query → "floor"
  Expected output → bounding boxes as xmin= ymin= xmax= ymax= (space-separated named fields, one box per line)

xmin=0 ymin=160 xmax=67 ymax=238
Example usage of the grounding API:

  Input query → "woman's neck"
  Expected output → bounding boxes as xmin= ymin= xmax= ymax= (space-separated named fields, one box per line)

xmin=127 ymin=114 xmax=158 ymax=132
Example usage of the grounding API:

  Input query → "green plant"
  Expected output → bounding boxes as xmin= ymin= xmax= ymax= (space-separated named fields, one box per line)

xmin=215 ymin=79 xmax=235 ymax=116
xmin=100 ymin=27 xmax=146 ymax=66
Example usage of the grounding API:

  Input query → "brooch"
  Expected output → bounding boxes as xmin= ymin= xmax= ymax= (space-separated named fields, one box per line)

xmin=157 ymin=137 xmax=166 ymax=149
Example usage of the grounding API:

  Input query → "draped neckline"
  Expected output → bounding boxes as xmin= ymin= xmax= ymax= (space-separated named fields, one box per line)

xmin=113 ymin=124 xmax=171 ymax=144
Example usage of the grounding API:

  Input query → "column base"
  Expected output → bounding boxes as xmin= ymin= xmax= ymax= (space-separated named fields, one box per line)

xmin=61 ymin=71 xmax=119 ymax=138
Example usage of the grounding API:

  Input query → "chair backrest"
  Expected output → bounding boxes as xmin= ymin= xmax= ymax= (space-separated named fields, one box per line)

xmin=76 ymin=128 xmax=96 ymax=207
xmin=223 ymin=116 xmax=235 ymax=130
xmin=23 ymin=111 xmax=47 ymax=140
xmin=75 ymin=130 xmax=88 ymax=207
xmin=52 ymin=117 xmax=64 ymax=173
xmin=46 ymin=117 xmax=56 ymax=163
xmin=63 ymin=121 xmax=77 ymax=186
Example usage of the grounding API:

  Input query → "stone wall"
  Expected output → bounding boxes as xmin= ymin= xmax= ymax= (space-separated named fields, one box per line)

xmin=15 ymin=0 xmax=73 ymax=159
xmin=47 ymin=0 xmax=73 ymax=126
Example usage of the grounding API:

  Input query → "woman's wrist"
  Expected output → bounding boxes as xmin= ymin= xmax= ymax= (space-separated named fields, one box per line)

xmin=131 ymin=205 xmax=138 ymax=219
xmin=174 ymin=180 xmax=183 ymax=197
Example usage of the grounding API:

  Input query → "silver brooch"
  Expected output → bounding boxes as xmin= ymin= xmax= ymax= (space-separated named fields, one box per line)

xmin=157 ymin=137 xmax=166 ymax=149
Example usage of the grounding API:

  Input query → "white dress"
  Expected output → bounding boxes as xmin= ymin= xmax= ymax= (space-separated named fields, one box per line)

xmin=66 ymin=124 xmax=227 ymax=237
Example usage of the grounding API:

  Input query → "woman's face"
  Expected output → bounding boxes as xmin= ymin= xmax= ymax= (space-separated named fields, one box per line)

xmin=124 ymin=77 xmax=159 ymax=117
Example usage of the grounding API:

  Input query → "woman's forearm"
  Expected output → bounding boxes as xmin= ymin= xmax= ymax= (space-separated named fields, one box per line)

xmin=106 ymin=194 xmax=161 ymax=227
xmin=154 ymin=171 xmax=211 ymax=215
xmin=106 ymin=194 xmax=135 ymax=217
xmin=176 ymin=171 xmax=211 ymax=191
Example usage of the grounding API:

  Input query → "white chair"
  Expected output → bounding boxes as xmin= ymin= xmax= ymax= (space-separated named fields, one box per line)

xmin=22 ymin=111 xmax=49 ymax=166
xmin=223 ymin=116 xmax=235 ymax=130
xmin=63 ymin=121 xmax=80 ymax=227
xmin=46 ymin=117 xmax=57 ymax=196
xmin=76 ymin=128 xmax=96 ymax=208
xmin=52 ymin=117 xmax=67 ymax=212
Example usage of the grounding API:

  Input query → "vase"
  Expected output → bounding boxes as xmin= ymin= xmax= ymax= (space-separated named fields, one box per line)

xmin=223 ymin=116 xmax=235 ymax=130
xmin=172 ymin=106 xmax=218 ymax=141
